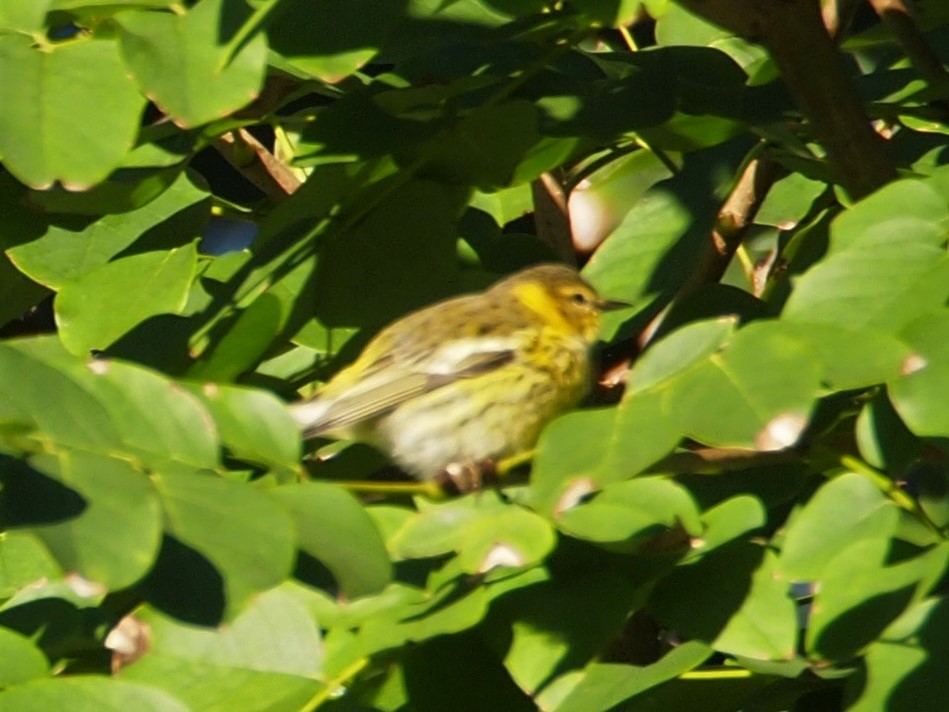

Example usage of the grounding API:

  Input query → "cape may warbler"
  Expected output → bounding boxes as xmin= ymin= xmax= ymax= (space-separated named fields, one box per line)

xmin=290 ymin=264 xmax=619 ymax=487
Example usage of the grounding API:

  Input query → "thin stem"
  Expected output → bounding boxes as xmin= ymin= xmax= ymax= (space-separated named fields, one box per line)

xmin=735 ymin=243 xmax=757 ymax=287
xmin=218 ymin=0 xmax=285 ymax=72
xmin=333 ymin=479 xmax=446 ymax=500
xmin=680 ymin=668 xmax=753 ymax=680
xmin=632 ymin=135 xmax=680 ymax=176
xmin=300 ymin=657 xmax=369 ymax=712
xmin=840 ymin=455 xmax=945 ymax=538
xmin=617 ymin=24 xmax=638 ymax=52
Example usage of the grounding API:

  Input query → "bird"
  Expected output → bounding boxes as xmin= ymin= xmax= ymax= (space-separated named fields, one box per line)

xmin=289 ymin=263 xmax=620 ymax=490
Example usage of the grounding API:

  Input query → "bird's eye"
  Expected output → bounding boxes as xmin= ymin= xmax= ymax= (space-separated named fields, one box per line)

xmin=569 ymin=292 xmax=590 ymax=305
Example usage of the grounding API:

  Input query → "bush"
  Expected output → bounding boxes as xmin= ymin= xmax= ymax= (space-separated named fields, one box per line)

xmin=1 ymin=1 xmax=948 ymax=710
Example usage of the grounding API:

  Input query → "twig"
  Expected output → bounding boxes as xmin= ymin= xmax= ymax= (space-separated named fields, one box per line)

xmin=698 ymin=155 xmax=782 ymax=287
xmin=675 ymin=0 xmax=897 ymax=199
xmin=532 ymin=172 xmax=577 ymax=265
xmin=646 ymin=447 xmax=798 ymax=475
xmin=213 ymin=129 xmax=302 ymax=202
xmin=637 ymin=154 xmax=781 ymax=349
xmin=821 ymin=0 xmax=863 ymax=41
xmin=868 ymin=0 xmax=949 ymax=100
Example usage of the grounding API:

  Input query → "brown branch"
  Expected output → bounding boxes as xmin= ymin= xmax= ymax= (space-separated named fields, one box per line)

xmin=674 ymin=0 xmax=897 ymax=199
xmin=694 ymin=155 xmax=782 ymax=289
xmin=821 ymin=0 xmax=863 ymax=41
xmin=869 ymin=0 xmax=949 ymax=97
xmin=637 ymin=155 xmax=782 ymax=350
xmin=532 ymin=172 xmax=578 ymax=265
xmin=646 ymin=446 xmax=799 ymax=474
xmin=213 ymin=129 xmax=302 ymax=203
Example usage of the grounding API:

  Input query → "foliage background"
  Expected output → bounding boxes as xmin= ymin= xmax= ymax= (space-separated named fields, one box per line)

xmin=1 ymin=0 xmax=948 ymax=710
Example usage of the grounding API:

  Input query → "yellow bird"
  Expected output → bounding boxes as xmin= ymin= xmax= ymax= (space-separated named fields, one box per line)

xmin=290 ymin=264 xmax=620 ymax=488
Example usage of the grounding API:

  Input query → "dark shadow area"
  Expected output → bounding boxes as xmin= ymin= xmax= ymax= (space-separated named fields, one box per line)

xmin=888 ymin=596 xmax=949 ymax=710
xmin=293 ymin=550 xmax=339 ymax=597
xmin=0 ymin=455 xmax=86 ymax=525
xmin=813 ymin=586 xmax=917 ymax=661
xmin=0 ymin=596 xmax=103 ymax=662
xmin=142 ymin=535 xmax=226 ymax=627
xmin=647 ymin=540 xmax=763 ymax=643
xmin=403 ymin=631 xmax=535 ymax=712
xmin=106 ymin=314 xmax=198 ymax=375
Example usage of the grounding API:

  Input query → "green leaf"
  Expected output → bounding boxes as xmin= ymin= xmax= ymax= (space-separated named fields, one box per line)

xmin=454 ymin=505 xmax=556 ymax=573
xmin=7 ymin=171 xmax=209 ymax=290
xmin=413 ymin=101 xmax=542 ymax=190
xmin=1 ymin=337 xmax=219 ymax=469
xmin=627 ymin=317 xmax=737 ymax=392
xmin=490 ymin=569 xmax=651 ymax=697
xmin=783 ymin=244 xmax=949 ymax=333
xmin=314 ymin=179 xmax=464 ymax=328
xmin=846 ymin=597 xmax=949 ymax=712
xmin=655 ymin=3 xmax=733 ymax=46
xmin=186 ymin=293 xmax=284 ymax=382
xmin=888 ymin=311 xmax=949 ymax=439
xmin=695 ymin=495 xmax=767 ymax=555
xmin=0 ymin=258 xmax=48 ymax=327
xmin=0 ymin=0 xmax=51 ymax=32
xmin=402 ymin=632 xmax=536 ymax=712
xmin=389 ymin=492 xmax=554 ymax=574
xmin=568 ymin=147 xmax=675 ymax=252
xmin=50 ymin=0 xmax=179 ymax=10
xmin=56 ymin=244 xmax=199 ymax=355
xmin=188 ymin=383 xmax=300 ymax=474
xmin=0 ymin=36 xmax=144 ymax=188
xmin=193 ymin=384 xmax=300 ymax=464
xmin=267 ymin=0 xmax=401 ymax=81
xmin=1 ymin=677 xmax=188 ymax=711
xmin=0 ymin=531 xmax=62 ymax=598
xmin=649 ymin=542 xmax=797 ymax=660
xmin=81 ymin=359 xmax=219 ymax=469
xmin=556 ymin=477 xmax=701 ymax=552
xmin=356 ymin=575 xmax=491 ymax=652
xmin=829 ymin=178 xmax=949 ymax=254
xmin=120 ymin=588 xmax=321 ymax=710
xmin=889 ymin=363 xmax=949 ymax=439
xmin=542 ymin=641 xmax=711 ymax=712
xmin=776 ymin=322 xmax=910 ymax=390
xmin=710 ymin=549 xmax=798 ymax=660
xmin=271 ymin=482 xmax=392 ymax=599
xmin=783 ymin=179 xmax=949 ymax=333
xmin=856 ymin=391 xmax=920 ymax=474
xmin=601 ymin=388 xmax=681 ymax=481
xmin=117 ymin=0 xmax=267 ymax=127
xmin=806 ymin=540 xmax=949 ymax=661
xmin=529 ymin=408 xmax=617 ymax=514
xmin=575 ymin=0 xmax=643 ymax=25
xmin=667 ymin=321 xmax=821 ymax=450
xmin=5 ymin=452 xmax=163 ymax=590
xmin=0 ymin=625 xmax=50 ymax=685
xmin=148 ymin=466 xmax=296 ymax=620
xmin=583 ymin=141 xmax=747 ymax=340
xmin=900 ymin=309 xmax=949 ymax=364
xmin=0 ymin=339 xmax=127 ymax=452
xmin=754 ymin=172 xmax=827 ymax=229
xmin=778 ymin=473 xmax=899 ymax=581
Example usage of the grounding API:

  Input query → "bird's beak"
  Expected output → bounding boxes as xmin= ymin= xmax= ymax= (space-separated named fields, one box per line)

xmin=597 ymin=298 xmax=631 ymax=312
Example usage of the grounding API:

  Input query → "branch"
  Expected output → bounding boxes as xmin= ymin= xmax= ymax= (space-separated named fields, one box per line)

xmin=689 ymin=155 xmax=783 ymax=290
xmin=532 ymin=172 xmax=578 ymax=265
xmin=674 ymin=0 xmax=897 ymax=199
xmin=213 ymin=128 xmax=302 ymax=203
xmin=647 ymin=446 xmax=798 ymax=474
xmin=868 ymin=0 xmax=949 ymax=100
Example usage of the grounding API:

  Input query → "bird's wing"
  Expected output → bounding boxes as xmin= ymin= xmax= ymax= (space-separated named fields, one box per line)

xmin=292 ymin=336 xmax=519 ymax=436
